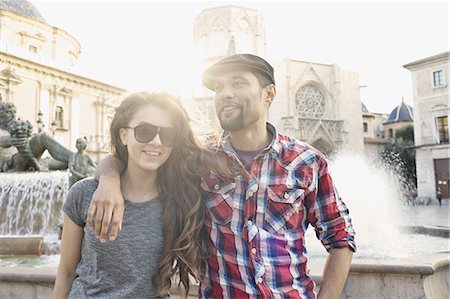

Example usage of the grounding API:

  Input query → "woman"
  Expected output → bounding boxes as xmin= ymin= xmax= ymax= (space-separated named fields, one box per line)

xmin=53 ymin=91 xmax=213 ymax=298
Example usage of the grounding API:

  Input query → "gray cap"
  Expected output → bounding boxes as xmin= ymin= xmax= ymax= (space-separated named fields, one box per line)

xmin=202 ymin=54 xmax=275 ymax=90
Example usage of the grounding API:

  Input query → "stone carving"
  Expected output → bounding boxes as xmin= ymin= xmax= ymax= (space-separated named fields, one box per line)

xmin=295 ymin=84 xmax=326 ymax=119
xmin=68 ymin=137 xmax=96 ymax=187
xmin=282 ymin=116 xmax=344 ymax=146
xmin=0 ymin=101 xmax=72 ymax=172
xmin=5 ymin=118 xmax=45 ymax=171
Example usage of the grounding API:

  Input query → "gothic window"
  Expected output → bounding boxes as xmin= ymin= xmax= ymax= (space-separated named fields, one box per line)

xmin=237 ymin=18 xmax=251 ymax=32
xmin=211 ymin=17 xmax=227 ymax=32
xmin=295 ymin=84 xmax=325 ymax=119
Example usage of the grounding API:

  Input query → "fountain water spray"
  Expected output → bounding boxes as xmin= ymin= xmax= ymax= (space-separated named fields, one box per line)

xmin=0 ymin=171 xmax=68 ymax=236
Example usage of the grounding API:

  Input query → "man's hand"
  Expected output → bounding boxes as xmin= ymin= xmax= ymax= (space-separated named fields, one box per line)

xmin=87 ymin=175 xmax=124 ymax=243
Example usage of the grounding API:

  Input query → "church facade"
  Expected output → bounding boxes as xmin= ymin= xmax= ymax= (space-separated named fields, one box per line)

xmin=0 ymin=0 xmax=125 ymax=162
xmin=191 ymin=5 xmax=364 ymax=154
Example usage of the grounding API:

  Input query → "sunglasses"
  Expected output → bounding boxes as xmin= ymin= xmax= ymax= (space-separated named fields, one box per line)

xmin=124 ymin=123 xmax=175 ymax=147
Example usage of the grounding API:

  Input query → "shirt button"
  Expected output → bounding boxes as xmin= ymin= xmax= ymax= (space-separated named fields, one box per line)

xmin=284 ymin=193 xmax=289 ymax=199
xmin=248 ymin=191 xmax=254 ymax=197
xmin=257 ymin=278 xmax=263 ymax=284
xmin=247 ymin=220 xmax=253 ymax=225
xmin=214 ymin=184 xmax=219 ymax=190
xmin=251 ymin=248 xmax=257 ymax=254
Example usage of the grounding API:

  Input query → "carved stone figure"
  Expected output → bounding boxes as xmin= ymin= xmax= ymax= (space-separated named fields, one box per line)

xmin=0 ymin=101 xmax=73 ymax=172
xmin=68 ymin=137 xmax=96 ymax=187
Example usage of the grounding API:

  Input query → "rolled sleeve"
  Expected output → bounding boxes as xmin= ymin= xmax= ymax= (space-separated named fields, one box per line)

xmin=309 ymin=158 xmax=356 ymax=252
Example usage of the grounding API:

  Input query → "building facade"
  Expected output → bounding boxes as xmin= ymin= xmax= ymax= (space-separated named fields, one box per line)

xmin=190 ymin=5 xmax=267 ymax=135
xmin=0 ymin=0 xmax=125 ymax=162
xmin=383 ymin=100 xmax=414 ymax=142
xmin=404 ymin=51 xmax=450 ymax=200
xmin=191 ymin=5 xmax=364 ymax=154
xmin=270 ymin=58 xmax=364 ymax=154
xmin=362 ymin=102 xmax=388 ymax=158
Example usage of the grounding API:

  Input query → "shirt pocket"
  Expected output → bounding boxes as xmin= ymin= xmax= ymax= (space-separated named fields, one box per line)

xmin=264 ymin=184 xmax=306 ymax=234
xmin=201 ymin=177 xmax=235 ymax=225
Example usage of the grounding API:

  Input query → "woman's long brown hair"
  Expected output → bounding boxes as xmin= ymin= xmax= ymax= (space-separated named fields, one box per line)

xmin=109 ymin=91 xmax=238 ymax=297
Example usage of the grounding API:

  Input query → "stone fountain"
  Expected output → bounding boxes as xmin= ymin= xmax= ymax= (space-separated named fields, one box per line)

xmin=0 ymin=171 xmax=68 ymax=255
xmin=0 ymin=101 xmax=94 ymax=257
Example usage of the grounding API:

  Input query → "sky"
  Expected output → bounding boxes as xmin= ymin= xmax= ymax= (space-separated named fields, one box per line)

xmin=31 ymin=0 xmax=449 ymax=114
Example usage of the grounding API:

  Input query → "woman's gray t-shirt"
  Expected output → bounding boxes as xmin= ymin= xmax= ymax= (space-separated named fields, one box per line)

xmin=63 ymin=178 xmax=165 ymax=299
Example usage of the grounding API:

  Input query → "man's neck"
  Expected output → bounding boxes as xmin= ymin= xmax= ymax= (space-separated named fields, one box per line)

xmin=229 ymin=121 xmax=272 ymax=151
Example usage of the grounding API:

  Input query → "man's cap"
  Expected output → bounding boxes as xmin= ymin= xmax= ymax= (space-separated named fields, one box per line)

xmin=202 ymin=54 xmax=275 ymax=90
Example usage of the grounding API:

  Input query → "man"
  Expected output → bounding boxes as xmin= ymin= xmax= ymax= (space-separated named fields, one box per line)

xmin=88 ymin=54 xmax=356 ymax=298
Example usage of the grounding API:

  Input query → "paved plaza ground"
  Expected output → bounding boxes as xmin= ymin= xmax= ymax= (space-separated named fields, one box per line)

xmin=404 ymin=201 xmax=450 ymax=228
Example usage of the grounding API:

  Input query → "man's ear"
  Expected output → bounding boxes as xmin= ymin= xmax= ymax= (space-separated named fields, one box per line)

xmin=264 ymin=84 xmax=276 ymax=106
xmin=119 ymin=128 xmax=128 ymax=146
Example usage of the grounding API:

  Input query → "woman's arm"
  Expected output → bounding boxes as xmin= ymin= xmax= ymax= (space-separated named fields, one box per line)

xmin=53 ymin=214 xmax=83 ymax=299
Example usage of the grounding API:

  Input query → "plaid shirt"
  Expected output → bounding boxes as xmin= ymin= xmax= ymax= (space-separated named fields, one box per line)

xmin=199 ymin=124 xmax=356 ymax=299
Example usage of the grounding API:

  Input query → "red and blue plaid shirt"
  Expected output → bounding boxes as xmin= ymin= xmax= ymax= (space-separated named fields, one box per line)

xmin=199 ymin=124 xmax=356 ymax=299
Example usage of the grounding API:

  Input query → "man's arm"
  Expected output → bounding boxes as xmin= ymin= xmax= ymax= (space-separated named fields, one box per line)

xmin=306 ymin=156 xmax=356 ymax=298
xmin=317 ymin=247 xmax=353 ymax=299
xmin=86 ymin=154 xmax=125 ymax=243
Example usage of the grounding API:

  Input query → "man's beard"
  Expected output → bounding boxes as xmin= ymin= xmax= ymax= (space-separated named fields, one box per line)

xmin=218 ymin=109 xmax=245 ymax=132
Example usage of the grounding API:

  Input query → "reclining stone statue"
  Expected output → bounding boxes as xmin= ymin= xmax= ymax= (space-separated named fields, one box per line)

xmin=0 ymin=101 xmax=73 ymax=172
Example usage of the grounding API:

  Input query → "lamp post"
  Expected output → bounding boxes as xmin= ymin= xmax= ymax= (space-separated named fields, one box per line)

xmin=36 ymin=110 xmax=44 ymax=133
xmin=50 ymin=120 xmax=57 ymax=137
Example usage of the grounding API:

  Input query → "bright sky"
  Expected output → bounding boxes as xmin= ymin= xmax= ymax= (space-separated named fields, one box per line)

xmin=32 ymin=0 xmax=449 ymax=114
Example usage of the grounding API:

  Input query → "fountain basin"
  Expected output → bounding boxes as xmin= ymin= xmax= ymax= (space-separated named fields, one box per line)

xmin=0 ymin=255 xmax=448 ymax=299
xmin=0 ymin=236 xmax=43 ymax=255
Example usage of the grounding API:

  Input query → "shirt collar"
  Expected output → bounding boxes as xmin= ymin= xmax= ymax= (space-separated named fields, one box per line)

xmin=217 ymin=123 xmax=282 ymax=157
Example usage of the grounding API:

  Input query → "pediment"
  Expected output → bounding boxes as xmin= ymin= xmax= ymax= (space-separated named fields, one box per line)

xmin=309 ymin=122 xmax=336 ymax=148
xmin=294 ymin=64 xmax=326 ymax=89
xmin=57 ymin=87 xmax=72 ymax=96
xmin=0 ymin=68 xmax=22 ymax=84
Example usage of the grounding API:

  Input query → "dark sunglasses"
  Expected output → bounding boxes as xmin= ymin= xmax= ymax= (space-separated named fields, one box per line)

xmin=124 ymin=123 xmax=175 ymax=147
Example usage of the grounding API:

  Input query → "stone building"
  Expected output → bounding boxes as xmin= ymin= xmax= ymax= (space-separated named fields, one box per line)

xmin=191 ymin=5 xmax=364 ymax=154
xmin=383 ymin=100 xmax=414 ymax=142
xmin=270 ymin=59 xmax=364 ymax=155
xmin=403 ymin=51 xmax=450 ymax=201
xmin=362 ymin=102 xmax=388 ymax=158
xmin=0 ymin=0 xmax=125 ymax=162
xmin=190 ymin=5 xmax=267 ymax=135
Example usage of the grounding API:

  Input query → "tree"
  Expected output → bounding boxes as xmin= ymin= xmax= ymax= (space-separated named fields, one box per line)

xmin=381 ymin=125 xmax=416 ymax=199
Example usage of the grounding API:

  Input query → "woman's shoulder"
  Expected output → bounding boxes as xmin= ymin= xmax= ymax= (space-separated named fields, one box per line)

xmin=69 ymin=178 xmax=99 ymax=197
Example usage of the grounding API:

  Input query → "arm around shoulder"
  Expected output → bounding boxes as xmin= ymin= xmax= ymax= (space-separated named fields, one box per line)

xmin=87 ymin=154 xmax=125 ymax=242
